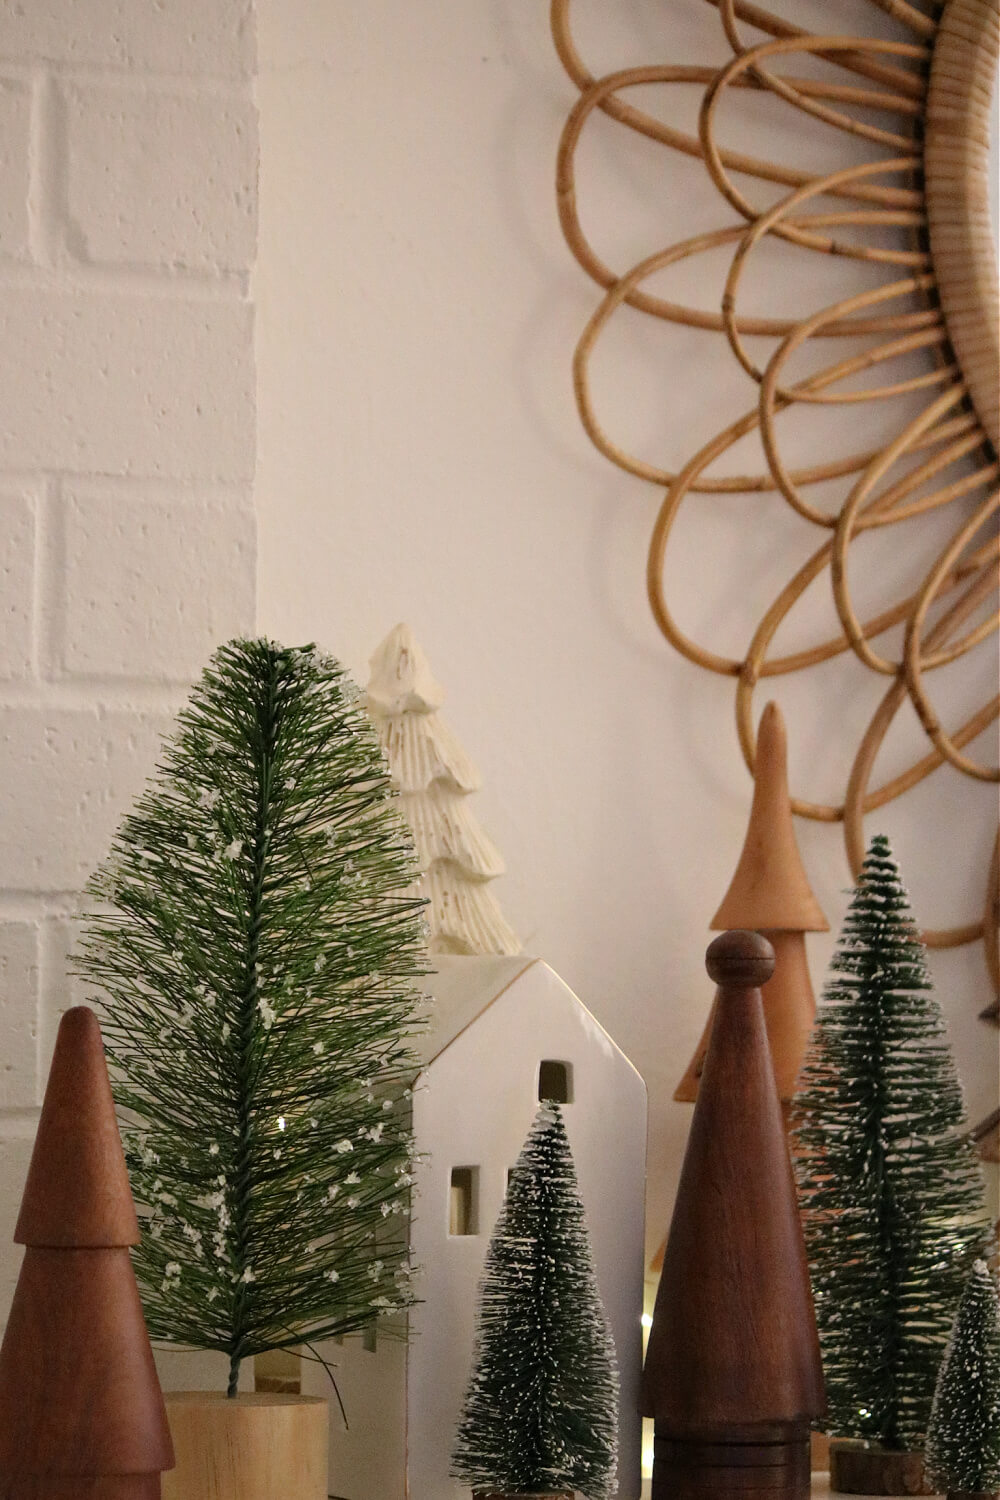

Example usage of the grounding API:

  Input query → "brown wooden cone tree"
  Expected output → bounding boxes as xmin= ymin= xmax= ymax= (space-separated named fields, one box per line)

xmin=644 ymin=932 xmax=825 ymax=1500
xmin=674 ymin=702 xmax=828 ymax=1106
xmin=0 ymin=1007 xmax=174 ymax=1500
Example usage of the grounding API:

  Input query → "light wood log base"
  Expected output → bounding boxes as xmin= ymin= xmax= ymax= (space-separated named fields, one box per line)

xmin=652 ymin=1426 xmax=811 ymax=1499
xmin=163 ymin=1392 xmax=327 ymax=1500
xmin=829 ymin=1443 xmax=933 ymax=1496
xmin=0 ymin=1479 xmax=160 ymax=1499
xmin=812 ymin=1433 xmax=832 ymax=1473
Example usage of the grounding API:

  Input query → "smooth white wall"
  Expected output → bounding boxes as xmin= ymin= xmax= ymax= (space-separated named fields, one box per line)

xmin=256 ymin=0 xmax=999 ymax=1264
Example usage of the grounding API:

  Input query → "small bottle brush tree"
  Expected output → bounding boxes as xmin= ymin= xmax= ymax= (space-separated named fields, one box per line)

xmin=926 ymin=1260 xmax=1000 ymax=1500
xmin=792 ymin=833 xmax=991 ymax=1452
xmin=451 ymin=1103 xmax=619 ymax=1500
xmin=76 ymin=639 xmax=428 ymax=1398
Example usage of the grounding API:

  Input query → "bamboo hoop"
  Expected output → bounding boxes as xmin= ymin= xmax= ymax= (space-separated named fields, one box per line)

xmin=552 ymin=0 xmax=1000 ymax=974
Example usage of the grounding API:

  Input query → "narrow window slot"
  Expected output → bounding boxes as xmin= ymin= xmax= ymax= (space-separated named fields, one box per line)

xmin=449 ymin=1166 xmax=479 ymax=1236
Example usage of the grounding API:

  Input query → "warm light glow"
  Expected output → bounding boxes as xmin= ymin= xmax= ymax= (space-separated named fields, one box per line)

xmin=641 ymin=1313 xmax=653 ymax=1329
xmin=641 ymin=1416 xmax=655 ymax=1479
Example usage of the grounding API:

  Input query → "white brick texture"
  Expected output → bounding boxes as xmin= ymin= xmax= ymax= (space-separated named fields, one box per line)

xmin=0 ymin=708 xmax=174 ymax=892
xmin=0 ymin=80 xmax=30 ymax=261
xmin=0 ymin=0 xmax=258 ymax=1341
xmin=0 ymin=1 xmax=254 ymax=78
xmin=65 ymin=87 xmax=258 ymax=273
xmin=59 ymin=489 xmax=255 ymax=679
xmin=0 ymin=923 xmax=38 ymax=1108
xmin=0 ymin=490 xmax=35 ymax=679
xmin=0 ymin=291 xmax=254 ymax=480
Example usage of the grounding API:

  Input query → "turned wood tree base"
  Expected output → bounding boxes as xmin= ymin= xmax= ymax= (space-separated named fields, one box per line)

xmin=652 ymin=1427 xmax=811 ymax=1499
xmin=0 ymin=1480 xmax=160 ymax=1499
xmin=830 ymin=1442 xmax=934 ymax=1495
xmin=163 ymin=1393 xmax=326 ymax=1500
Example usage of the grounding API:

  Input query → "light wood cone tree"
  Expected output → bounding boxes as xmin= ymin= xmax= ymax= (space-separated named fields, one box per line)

xmin=674 ymin=702 xmax=828 ymax=1106
xmin=367 ymin=623 xmax=521 ymax=955
xmin=644 ymin=932 xmax=825 ymax=1500
xmin=0 ymin=1006 xmax=174 ymax=1500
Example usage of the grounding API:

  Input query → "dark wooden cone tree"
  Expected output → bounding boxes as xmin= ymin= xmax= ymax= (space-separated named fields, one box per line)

xmin=675 ymin=703 xmax=828 ymax=1107
xmin=645 ymin=932 xmax=825 ymax=1500
xmin=0 ymin=1007 xmax=174 ymax=1499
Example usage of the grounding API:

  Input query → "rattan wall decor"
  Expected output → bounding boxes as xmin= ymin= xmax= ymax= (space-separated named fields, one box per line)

xmin=553 ymin=0 xmax=999 ymax=1002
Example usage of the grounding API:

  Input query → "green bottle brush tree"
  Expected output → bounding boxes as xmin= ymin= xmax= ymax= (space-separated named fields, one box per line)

xmin=76 ymin=638 xmax=428 ymax=1397
xmin=451 ymin=1102 xmax=619 ymax=1500
xmin=926 ymin=1259 xmax=1000 ymax=1500
xmin=792 ymin=833 xmax=990 ymax=1452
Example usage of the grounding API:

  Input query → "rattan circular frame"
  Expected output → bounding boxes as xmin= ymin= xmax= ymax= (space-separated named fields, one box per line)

xmin=553 ymin=0 xmax=999 ymax=982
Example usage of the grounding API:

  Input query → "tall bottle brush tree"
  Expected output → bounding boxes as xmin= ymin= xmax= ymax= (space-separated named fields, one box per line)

xmin=792 ymin=833 xmax=990 ymax=1451
xmin=76 ymin=639 xmax=428 ymax=1397
xmin=452 ymin=1103 xmax=619 ymax=1500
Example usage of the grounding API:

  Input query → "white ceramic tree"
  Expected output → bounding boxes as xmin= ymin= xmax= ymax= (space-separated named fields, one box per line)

xmin=366 ymin=624 xmax=521 ymax=956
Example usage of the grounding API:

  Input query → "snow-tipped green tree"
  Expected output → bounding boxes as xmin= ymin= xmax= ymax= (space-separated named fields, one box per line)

xmin=791 ymin=834 xmax=990 ymax=1450
xmin=451 ymin=1103 xmax=619 ymax=1500
xmin=926 ymin=1260 xmax=1000 ymax=1499
xmin=76 ymin=639 xmax=428 ymax=1396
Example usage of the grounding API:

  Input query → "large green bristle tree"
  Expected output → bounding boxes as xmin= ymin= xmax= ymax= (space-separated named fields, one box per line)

xmin=76 ymin=638 xmax=428 ymax=1396
xmin=791 ymin=833 xmax=990 ymax=1450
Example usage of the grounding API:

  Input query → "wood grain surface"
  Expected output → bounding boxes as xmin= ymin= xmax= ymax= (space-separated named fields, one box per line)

xmin=163 ymin=1393 xmax=327 ymax=1500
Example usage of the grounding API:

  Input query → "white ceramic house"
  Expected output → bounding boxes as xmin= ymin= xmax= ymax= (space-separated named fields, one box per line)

xmin=302 ymin=953 xmax=647 ymax=1500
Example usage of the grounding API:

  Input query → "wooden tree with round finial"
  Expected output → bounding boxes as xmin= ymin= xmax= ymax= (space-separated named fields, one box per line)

xmin=644 ymin=931 xmax=825 ymax=1500
xmin=675 ymin=702 xmax=828 ymax=1106
xmin=0 ymin=1006 xmax=174 ymax=1499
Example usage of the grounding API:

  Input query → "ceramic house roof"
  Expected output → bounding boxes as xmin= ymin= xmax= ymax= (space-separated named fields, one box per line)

xmin=413 ymin=954 xmax=634 ymax=1076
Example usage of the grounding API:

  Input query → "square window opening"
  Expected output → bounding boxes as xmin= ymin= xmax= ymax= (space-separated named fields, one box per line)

xmin=538 ymin=1059 xmax=573 ymax=1104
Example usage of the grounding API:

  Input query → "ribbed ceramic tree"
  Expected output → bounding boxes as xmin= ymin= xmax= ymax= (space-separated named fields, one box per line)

xmin=0 ymin=1007 xmax=174 ymax=1499
xmin=451 ymin=1104 xmax=619 ymax=1500
xmin=925 ymin=1260 xmax=1000 ymax=1500
xmin=792 ymin=834 xmax=991 ymax=1466
xmin=366 ymin=624 xmax=521 ymax=956
xmin=675 ymin=702 xmax=827 ymax=1105
xmin=645 ymin=932 xmax=825 ymax=1500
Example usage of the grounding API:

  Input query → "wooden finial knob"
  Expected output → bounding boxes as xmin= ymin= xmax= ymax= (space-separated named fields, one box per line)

xmin=706 ymin=930 xmax=775 ymax=988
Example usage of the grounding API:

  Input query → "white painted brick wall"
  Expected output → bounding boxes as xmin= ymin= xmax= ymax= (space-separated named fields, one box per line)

xmin=0 ymin=1 xmax=255 ymax=77
xmin=0 ymin=0 xmax=258 ymax=1366
xmin=0 ymin=292 xmax=254 ymax=478
xmin=59 ymin=488 xmax=256 ymax=679
xmin=65 ymin=86 xmax=258 ymax=273
xmin=0 ymin=491 xmax=35 ymax=679
xmin=0 ymin=924 xmax=38 ymax=1109
xmin=0 ymin=81 xmax=30 ymax=260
